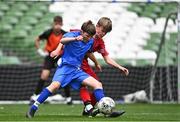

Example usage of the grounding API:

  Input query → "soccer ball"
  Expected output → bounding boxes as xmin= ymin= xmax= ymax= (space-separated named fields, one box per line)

xmin=97 ymin=97 xmax=115 ymax=115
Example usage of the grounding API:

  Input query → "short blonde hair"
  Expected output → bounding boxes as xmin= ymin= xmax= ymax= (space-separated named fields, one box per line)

xmin=97 ymin=17 xmax=112 ymax=33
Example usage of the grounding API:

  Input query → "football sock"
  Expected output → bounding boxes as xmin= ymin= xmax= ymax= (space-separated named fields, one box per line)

xmin=64 ymin=85 xmax=70 ymax=97
xmin=80 ymin=86 xmax=91 ymax=103
xmin=31 ymin=88 xmax=52 ymax=110
xmin=93 ymin=89 xmax=105 ymax=102
xmin=90 ymin=93 xmax=97 ymax=106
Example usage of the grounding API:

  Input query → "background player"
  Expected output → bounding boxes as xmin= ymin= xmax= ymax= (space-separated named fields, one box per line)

xmin=80 ymin=17 xmax=129 ymax=117
xmin=27 ymin=20 xmax=107 ymax=118
xmin=30 ymin=16 xmax=72 ymax=105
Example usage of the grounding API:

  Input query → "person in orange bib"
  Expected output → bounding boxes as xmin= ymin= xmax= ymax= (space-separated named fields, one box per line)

xmin=30 ymin=16 xmax=72 ymax=105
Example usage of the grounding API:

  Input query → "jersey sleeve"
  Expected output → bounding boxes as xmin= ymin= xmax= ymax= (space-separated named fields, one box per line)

xmin=98 ymin=43 xmax=109 ymax=56
xmin=63 ymin=32 xmax=76 ymax=38
xmin=39 ymin=29 xmax=52 ymax=40
xmin=61 ymin=29 xmax=68 ymax=35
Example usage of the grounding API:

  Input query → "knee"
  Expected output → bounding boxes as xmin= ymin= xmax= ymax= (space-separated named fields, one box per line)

xmin=41 ymin=72 xmax=49 ymax=80
xmin=95 ymin=81 xmax=102 ymax=89
xmin=47 ymin=82 xmax=60 ymax=93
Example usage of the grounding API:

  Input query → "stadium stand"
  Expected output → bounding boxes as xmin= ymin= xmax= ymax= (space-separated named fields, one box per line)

xmin=0 ymin=1 xmax=54 ymax=64
xmin=0 ymin=2 xmax=177 ymax=66
xmin=49 ymin=2 xmax=177 ymax=66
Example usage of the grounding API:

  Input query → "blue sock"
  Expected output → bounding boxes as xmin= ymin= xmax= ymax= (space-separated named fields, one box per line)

xmin=31 ymin=88 xmax=52 ymax=110
xmin=37 ymin=88 xmax=52 ymax=103
xmin=93 ymin=89 xmax=105 ymax=102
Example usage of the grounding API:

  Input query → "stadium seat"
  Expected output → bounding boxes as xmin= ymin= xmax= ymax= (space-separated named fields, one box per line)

xmin=0 ymin=10 xmax=4 ymax=19
xmin=0 ymin=50 xmax=3 ymax=56
xmin=0 ymin=56 xmax=21 ymax=65
xmin=136 ymin=59 xmax=154 ymax=66
xmin=0 ymin=23 xmax=13 ymax=33
xmin=21 ymin=17 xmax=38 ymax=26
xmin=0 ymin=3 xmax=10 ymax=12
xmin=26 ymin=11 xmax=44 ymax=19
xmin=1 ymin=16 xmax=19 ymax=26
xmin=128 ymin=5 xmax=142 ymax=16
xmin=10 ymin=29 xmax=28 ymax=39
xmin=0 ymin=1 xmax=177 ymax=66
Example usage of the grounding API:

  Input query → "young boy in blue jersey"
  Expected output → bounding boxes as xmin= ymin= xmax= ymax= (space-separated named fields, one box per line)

xmin=26 ymin=20 xmax=104 ymax=118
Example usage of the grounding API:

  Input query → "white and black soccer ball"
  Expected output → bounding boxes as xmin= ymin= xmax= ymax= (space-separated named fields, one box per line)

xmin=97 ymin=97 xmax=115 ymax=115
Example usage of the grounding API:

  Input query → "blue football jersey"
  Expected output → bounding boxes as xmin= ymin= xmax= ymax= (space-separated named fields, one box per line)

xmin=61 ymin=31 xmax=94 ymax=67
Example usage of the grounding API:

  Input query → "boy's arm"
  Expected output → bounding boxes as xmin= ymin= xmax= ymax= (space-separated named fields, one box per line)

xmin=86 ymin=52 xmax=102 ymax=72
xmin=35 ymin=37 xmax=40 ymax=49
xmin=61 ymin=35 xmax=83 ymax=44
xmin=50 ymin=42 xmax=63 ymax=58
xmin=35 ymin=37 xmax=49 ymax=57
xmin=103 ymin=55 xmax=129 ymax=76
xmin=51 ymin=33 xmax=82 ymax=58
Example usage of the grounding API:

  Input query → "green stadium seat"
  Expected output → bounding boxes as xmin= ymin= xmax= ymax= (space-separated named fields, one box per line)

xmin=141 ymin=11 xmax=158 ymax=21
xmin=15 ymin=31 xmax=28 ymax=39
xmin=0 ymin=56 xmax=21 ymax=65
xmin=0 ymin=3 xmax=10 ymax=12
xmin=20 ymin=17 xmax=38 ymax=26
xmin=0 ymin=50 xmax=3 ymax=56
xmin=6 ymin=10 xmax=24 ymax=18
xmin=160 ymin=3 xmax=177 ymax=17
xmin=14 ymin=24 xmax=33 ymax=32
xmin=145 ymin=4 xmax=162 ymax=14
xmin=128 ymin=5 xmax=142 ymax=16
xmin=138 ymin=3 xmax=146 ymax=10
xmin=39 ymin=5 xmax=48 ymax=13
xmin=30 ymin=28 xmax=44 ymax=37
xmin=136 ymin=59 xmax=154 ymax=66
xmin=144 ymin=44 xmax=159 ymax=52
xmin=0 ymin=23 xmax=13 ymax=33
xmin=0 ymin=10 xmax=4 ymax=19
xmin=115 ymin=59 xmax=134 ymax=66
xmin=23 ymin=40 xmax=35 ymax=48
xmin=16 ymin=4 xmax=29 ymax=12
xmin=6 ymin=1 xmax=15 ymax=6
xmin=10 ymin=30 xmax=28 ymax=39
xmin=26 ymin=11 xmax=43 ymax=19
xmin=1 ymin=16 xmax=19 ymax=26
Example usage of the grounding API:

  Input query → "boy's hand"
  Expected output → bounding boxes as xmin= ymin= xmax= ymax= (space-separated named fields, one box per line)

xmin=50 ymin=50 xmax=59 ymax=59
xmin=75 ymin=35 xmax=83 ymax=41
xmin=119 ymin=67 xmax=129 ymax=76
xmin=95 ymin=64 xmax=102 ymax=72
xmin=37 ymin=49 xmax=49 ymax=57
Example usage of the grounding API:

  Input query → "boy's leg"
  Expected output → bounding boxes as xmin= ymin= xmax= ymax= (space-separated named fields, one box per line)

xmin=80 ymin=69 xmax=100 ymax=115
xmin=35 ymin=56 xmax=53 ymax=95
xmin=81 ymin=77 xmax=104 ymax=117
xmin=80 ymin=70 xmax=99 ymax=105
xmin=82 ymin=76 xmax=104 ymax=102
xmin=80 ymin=86 xmax=91 ymax=104
xmin=30 ymin=56 xmax=52 ymax=104
xmin=90 ymin=93 xmax=96 ymax=106
xmin=26 ymin=81 xmax=60 ymax=118
xmin=35 ymin=70 xmax=50 ymax=94
xmin=64 ymin=85 xmax=73 ymax=105
xmin=80 ymin=86 xmax=94 ymax=116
